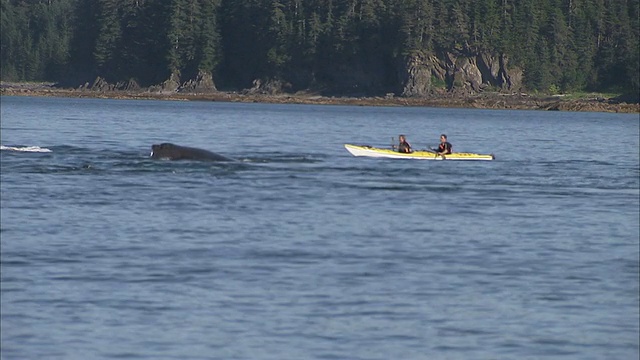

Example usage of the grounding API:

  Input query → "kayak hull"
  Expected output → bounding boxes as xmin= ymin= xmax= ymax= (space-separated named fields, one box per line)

xmin=344 ymin=144 xmax=494 ymax=161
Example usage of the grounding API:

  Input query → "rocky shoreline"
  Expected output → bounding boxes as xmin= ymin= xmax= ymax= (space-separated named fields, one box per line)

xmin=1 ymin=82 xmax=638 ymax=113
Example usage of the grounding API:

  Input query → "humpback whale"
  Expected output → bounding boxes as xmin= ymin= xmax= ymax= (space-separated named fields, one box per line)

xmin=150 ymin=143 xmax=234 ymax=161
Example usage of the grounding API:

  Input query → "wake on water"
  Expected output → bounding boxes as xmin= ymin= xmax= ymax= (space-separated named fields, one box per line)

xmin=0 ymin=145 xmax=52 ymax=153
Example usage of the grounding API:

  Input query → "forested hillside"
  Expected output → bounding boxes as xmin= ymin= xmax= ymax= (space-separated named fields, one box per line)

xmin=1 ymin=0 xmax=638 ymax=96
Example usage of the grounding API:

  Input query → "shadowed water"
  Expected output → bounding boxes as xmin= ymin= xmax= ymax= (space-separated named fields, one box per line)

xmin=1 ymin=96 xmax=638 ymax=360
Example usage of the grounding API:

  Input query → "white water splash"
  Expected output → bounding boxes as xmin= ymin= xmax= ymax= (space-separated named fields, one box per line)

xmin=0 ymin=145 xmax=52 ymax=153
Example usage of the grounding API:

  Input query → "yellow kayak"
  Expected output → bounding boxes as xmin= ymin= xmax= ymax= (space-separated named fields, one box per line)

xmin=344 ymin=144 xmax=495 ymax=161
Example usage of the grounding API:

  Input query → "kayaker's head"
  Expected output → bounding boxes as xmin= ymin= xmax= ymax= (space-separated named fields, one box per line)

xmin=440 ymin=134 xmax=447 ymax=143
xmin=399 ymin=134 xmax=406 ymax=142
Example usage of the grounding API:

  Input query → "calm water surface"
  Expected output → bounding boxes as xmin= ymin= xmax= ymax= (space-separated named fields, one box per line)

xmin=1 ymin=96 xmax=638 ymax=359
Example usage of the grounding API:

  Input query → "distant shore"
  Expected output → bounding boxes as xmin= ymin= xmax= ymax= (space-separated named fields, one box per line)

xmin=1 ymin=82 xmax=638 ymax=113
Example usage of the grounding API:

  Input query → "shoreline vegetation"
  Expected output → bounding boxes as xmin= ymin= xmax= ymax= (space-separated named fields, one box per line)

xmin=1 ymin=82 xmax=638 ymax=114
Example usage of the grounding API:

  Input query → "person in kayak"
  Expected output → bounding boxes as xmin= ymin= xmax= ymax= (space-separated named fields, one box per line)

xmin=395 ymin=134 xmax=413 ymax=153
xmin=436 ymin=134 xmax=452 ymax=155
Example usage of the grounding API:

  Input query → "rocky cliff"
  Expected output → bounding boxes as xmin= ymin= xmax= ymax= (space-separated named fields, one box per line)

xmin=399 ymin=51 xmax=523 ymax=97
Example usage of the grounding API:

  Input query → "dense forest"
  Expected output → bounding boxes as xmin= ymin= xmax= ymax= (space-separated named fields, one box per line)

xmin=1 ymin=0 xmax=638 ymax=96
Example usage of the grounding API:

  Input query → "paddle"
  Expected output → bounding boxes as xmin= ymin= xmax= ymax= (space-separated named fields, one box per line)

xmin=426 ymin=146 xmax=446 ymax=159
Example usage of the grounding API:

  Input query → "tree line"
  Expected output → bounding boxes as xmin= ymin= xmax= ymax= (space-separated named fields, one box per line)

xmin=1 ymin=0 xmax=638 ymax=96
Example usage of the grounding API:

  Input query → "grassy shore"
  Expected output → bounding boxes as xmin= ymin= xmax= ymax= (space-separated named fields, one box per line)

xmin=1 ymin=81 xmax=638 ymax=113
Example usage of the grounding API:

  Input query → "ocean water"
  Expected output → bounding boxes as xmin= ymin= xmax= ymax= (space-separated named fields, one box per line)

xmin=1 ymin=95 xmax=638 ymax=360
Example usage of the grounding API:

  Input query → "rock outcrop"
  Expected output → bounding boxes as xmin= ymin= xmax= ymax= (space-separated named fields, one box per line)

xmin=399 ymin=51 xmax=523 ymax=97
xmin=179 ymin=70 xmax=217 ymax=93
xmin=399 ymin=53 xmax=434 ymax=97
xmin=453 ymin=57 xmax=484 ymax=92
xmin=157 ymin=72 xmax=181 ymax=93
xmin=116 ymin=78 xmax=141 ymax=91
xmin=243 ymin=78 xmax=292 ymax=95
xmin=148 ymin=71 xmax=218 ymax=94
xmin=83 ymin=77 xmax=142 ymax=92
xmin=89 ymin=76 xmax=114 ymax=91
xmin=81 ymin=71 xmax=219 ymax=94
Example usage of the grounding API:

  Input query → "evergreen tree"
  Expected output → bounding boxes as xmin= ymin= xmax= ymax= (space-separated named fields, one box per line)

xmin=94 ymin=0 xmax=122 ymax=79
